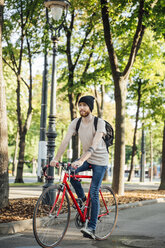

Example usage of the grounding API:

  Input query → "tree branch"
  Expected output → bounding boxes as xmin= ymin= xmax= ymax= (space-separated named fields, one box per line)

xmin=80 ymin=43 xmax=95 ymax=84
xmin=73 ymin=18 xmax=94 ymax=70
xmin=2 ymin=57 xmax=30 ymax=89
xmin=64 ymin=10 xmax=75 ymax=72
xmin=22 ymin=35 xmax=33 ymax=133
xmin=2 ymin=57 xmax=16 ymax=74
xmin=123 ymin=0 xmax=145 ymax=78
xmin=100 ymin=0 xmax=119 ymax=79
xmin=5 ymin=39 xmax=18 ymax=72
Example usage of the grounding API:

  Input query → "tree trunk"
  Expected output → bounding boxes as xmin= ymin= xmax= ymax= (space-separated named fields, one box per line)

xmin=94 ymin=84 xmax=105 ymax=119
xmin=159 ymin=121 xmax=165 ymax=190
xmin=112 ymin=77 xmax=127 ymax=195
xmin=14 ymin=34 xmax=33 ymax=183
xmin=0 ymin=0 xmax=9 ymax=208
xmin=128 ymin=80 xmax=141 ymax=181
xmin=94 ymin=84 xmax=109 ymax=181
xmin=15 ymin=133 xmax=26 ymax=183
xmin=68 ymin=92 xmax=79 ymax=161
xmin=12 ymin=129 xmax=19 ymax=176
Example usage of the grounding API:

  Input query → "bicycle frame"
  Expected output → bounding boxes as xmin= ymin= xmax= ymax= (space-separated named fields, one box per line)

xmin=54 ymin=171 xmax=110 ymax=223
xmin=33 ymin=164 xmax=118 ymax=248
xmin=62 ymin=172 xmax=92 ymax=222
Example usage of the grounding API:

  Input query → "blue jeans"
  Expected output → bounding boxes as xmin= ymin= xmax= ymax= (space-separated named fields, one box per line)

xmin=70 ymin=161 xmax=107 ymax=230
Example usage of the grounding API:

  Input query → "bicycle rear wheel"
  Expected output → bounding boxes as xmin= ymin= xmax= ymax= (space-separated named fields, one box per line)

xmin=33 ymin=184 xmax=70 ymax=248
xmin=95 ymin=185 xmax=118 ymax=240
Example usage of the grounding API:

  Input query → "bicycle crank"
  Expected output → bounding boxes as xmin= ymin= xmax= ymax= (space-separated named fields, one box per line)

xmin=75 ymin=213 xmax=85 ymax=229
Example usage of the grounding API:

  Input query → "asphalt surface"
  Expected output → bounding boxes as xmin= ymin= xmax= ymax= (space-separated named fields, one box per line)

xmin=0 ymin=201 xmax=165 ymax=248
xmin=0 ymin=176 xmax=164 ymax=248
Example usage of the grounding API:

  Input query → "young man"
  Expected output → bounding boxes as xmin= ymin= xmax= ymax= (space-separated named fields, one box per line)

xmin=50 ymin=95 xmax=108 ymax=239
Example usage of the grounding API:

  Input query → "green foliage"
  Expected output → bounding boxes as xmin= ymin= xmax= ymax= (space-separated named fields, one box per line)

xmin=126 ymin=27 xmax=165 ymax=169
xmin=2 ymin=0 xmax=165 ymax=170
xmin=24 ymin=73 xmax=43 ymax=161
xmin=128 ymin=29 xmax=165 ymax=121
xmin=53 ymin=1 xmax=108 ymax=100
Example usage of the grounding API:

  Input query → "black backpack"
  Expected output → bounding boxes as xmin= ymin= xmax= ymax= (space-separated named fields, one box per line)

xmin=76 ymin=116 xmax=114 ymax=152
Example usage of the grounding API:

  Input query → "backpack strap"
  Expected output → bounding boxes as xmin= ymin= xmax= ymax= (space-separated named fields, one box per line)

xmin=76 ymin=116 xmax=98 ymax=133
xmin=94 ymin=116 xmax=98 ymax=131
xmin=94 ymin=117 xmax=109 ymax=152
xmin=76 ymin=117 xmax=82 ymax=133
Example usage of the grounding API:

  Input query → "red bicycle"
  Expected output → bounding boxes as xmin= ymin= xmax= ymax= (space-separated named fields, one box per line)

xmin=33 ymin=162 xmax=118 ymax=248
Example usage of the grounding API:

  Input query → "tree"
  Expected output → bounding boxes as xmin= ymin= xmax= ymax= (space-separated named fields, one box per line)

xmin=127 ymin=79 xmax=142 ymax=181
xmin=127 ymin=29 xmax=165 ymax=181
xmin=0 ymin=0 xmax=9 ymax=208
xmin=59 ymin=6 xmax=101 ymax=160
xmin=100 ymin=0 xmax=145 ymax=194
xmin=3 ymin=0 xmax=45 ymax=182
xmin=100 ymin=0 xmax=164 ymax=194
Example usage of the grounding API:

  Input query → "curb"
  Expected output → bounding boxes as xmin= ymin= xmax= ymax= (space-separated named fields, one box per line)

xmin=118 ymin=197 xmax=165 ymax=210
xmin=0 ymin=219 xmax=32 ymax=235
xmin=1 ymin=198 xmax=165 ymax=235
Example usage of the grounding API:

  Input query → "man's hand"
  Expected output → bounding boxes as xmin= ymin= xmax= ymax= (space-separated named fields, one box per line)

xmin=50 ymin=159 xmax=59 ymax=168
xmin=71 ymin=160 xmax=83 ymax=169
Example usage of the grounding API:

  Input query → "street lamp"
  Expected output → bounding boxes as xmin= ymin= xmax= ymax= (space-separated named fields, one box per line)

xmin=43 ymin=0 xmax=70 ymax=190
xmin=45 ymin=0 xmax=70 ymax=22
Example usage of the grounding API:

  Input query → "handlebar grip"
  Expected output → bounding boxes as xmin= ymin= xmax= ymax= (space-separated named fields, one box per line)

xmin=43 ymin=164 xmax=49 ymax=173
xmin=42 ymin=164 xmax=55 ymax=180
xmin=43 ymin=162 xmax=72 ymax=179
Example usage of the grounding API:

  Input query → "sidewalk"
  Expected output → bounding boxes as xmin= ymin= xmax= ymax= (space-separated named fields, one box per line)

xmin=1 ymin=179 xmax=164 ymax=235
xmin=1 ymin=197 xmax=165 ymax=235
xmin=1 ymin=202 xmax=165 ymax=248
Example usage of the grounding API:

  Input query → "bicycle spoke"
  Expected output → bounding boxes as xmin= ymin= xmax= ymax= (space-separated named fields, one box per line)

xmin=33 ymin=184 xmax=70 ymax=248
xmin=95 ymin=186 xmax=118 ymax=240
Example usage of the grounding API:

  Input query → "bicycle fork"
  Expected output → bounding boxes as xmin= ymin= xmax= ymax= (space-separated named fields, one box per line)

xmin=49 ymin=184 xmax=66 ymax=216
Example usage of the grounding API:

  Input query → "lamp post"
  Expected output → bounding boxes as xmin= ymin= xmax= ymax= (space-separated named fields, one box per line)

xmin=140 ymin=108 xmax=146 ymax=182
xmin=140 ymin=123 xmax=145 ymax=182
xmin=43 ymin=0 xmax=70 ymax=189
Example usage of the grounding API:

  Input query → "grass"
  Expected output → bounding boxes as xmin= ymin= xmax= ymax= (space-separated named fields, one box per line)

xmin=9 ymin=182 xmax=44 ymax=187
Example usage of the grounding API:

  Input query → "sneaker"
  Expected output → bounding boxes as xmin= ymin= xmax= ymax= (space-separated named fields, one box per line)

xmin=81 ymin=227 xmax=95 ymax=240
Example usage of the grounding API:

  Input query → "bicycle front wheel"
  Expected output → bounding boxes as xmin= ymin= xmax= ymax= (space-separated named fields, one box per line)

xmin=95 ymin=185 xmax=118 ymax=240
xmin=33 ymin=184 xmax=70 ymax=248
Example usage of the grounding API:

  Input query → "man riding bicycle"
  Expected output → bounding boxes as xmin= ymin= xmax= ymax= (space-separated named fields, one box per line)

xmin=50 ymin=95 xmax=108 ymax=240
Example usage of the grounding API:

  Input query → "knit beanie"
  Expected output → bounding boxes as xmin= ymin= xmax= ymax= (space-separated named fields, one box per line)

xmin=78 ymin=95 xmax=95 ymax=112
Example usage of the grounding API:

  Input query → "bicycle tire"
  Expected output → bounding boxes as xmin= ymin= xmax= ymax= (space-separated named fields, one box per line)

xmin=95 ymin=185 xmax=118 ymax=240
xmin=33 ymin=184 xmax=70 ymax=248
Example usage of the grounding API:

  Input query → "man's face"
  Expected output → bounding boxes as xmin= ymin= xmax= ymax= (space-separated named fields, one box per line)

xmin=78 ymin=102 xmax=91 ymax=117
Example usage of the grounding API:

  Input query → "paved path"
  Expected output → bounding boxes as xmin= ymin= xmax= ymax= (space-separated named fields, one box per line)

xmin=9 ymin=180 xmax=160 ymax=199
xmin=9 ymin=186 xmax=42 ymax=199
xmin=0 ymin=202 xmax=165 ymax=248
xmin=2 ymin=176 xmax=163 ymax=248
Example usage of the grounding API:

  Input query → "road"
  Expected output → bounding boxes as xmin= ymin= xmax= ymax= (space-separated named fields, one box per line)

xmin=0 ymin=202 xmax=165 ymax=248
xmin=9 ymin=175 xmax=160 ymax=186
xmin=9 ymin=182 xmax=160 ymax=199
xmin=9 ymin=175 xmax=160 ymax=199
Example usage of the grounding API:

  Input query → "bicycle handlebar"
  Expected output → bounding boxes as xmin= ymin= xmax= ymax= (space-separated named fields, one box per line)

xmin=42 ymin=162 xmax=73 ymax=180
